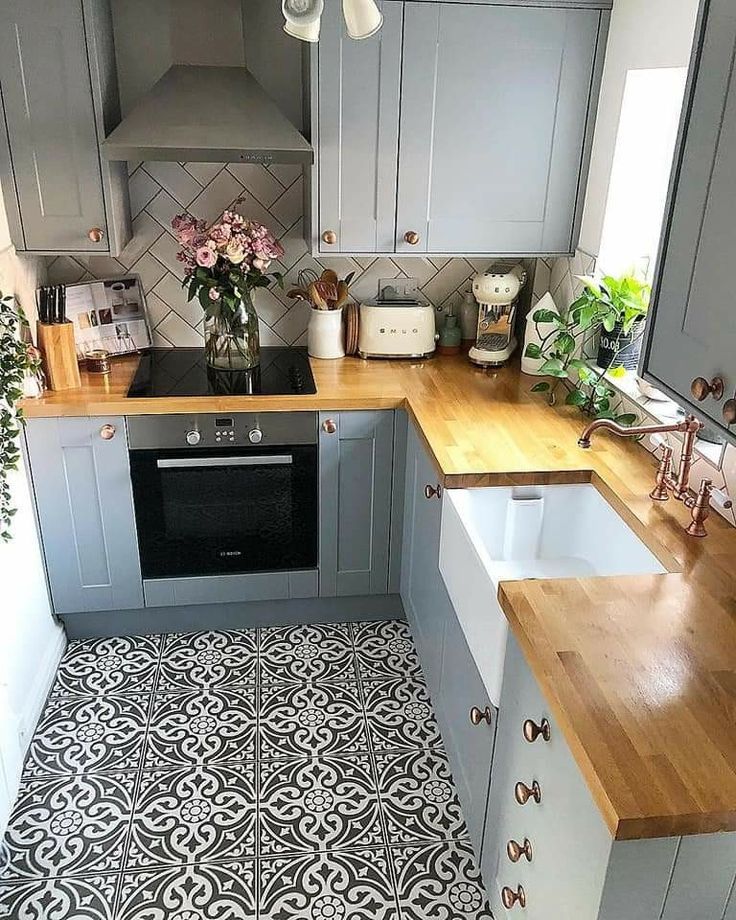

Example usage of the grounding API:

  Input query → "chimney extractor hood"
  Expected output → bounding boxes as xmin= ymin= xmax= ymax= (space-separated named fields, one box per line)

xmin=102 ymin=65 xmax=312 ymax=165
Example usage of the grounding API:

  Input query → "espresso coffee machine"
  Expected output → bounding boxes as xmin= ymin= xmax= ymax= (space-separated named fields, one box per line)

xmin=468 ymin=264 xmax=527 ymax=367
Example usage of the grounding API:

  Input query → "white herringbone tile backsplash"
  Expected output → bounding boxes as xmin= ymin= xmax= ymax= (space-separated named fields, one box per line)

xmin=47 ymin=162 xmax=501 ymax=348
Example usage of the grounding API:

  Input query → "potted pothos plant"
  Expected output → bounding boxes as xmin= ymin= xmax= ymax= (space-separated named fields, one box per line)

xmin=1 ymin=292 xmax=41 ymax=541
xmin=523 ymin=272 xmax=649 ymax=423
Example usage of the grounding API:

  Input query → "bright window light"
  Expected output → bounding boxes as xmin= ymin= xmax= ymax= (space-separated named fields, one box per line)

xmin=597 ymin=67 xmax=688 ymax=280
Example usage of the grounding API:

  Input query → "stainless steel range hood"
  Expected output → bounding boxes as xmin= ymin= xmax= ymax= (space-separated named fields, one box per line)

xmin=102 ymin=64 xmax=313 ymax=165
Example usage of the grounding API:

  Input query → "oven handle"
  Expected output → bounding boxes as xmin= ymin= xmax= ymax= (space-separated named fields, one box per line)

xmin=156 ymin=455 xmax=293 ymax=469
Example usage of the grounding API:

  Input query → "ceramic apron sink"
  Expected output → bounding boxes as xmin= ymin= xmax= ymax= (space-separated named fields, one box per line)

xmin=439 ymin=484 xmax=666 ymax=706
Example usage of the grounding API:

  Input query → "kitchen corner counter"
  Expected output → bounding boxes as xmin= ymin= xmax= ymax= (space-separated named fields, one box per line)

xmin=21 ymin=353 xmax=736 ymax=840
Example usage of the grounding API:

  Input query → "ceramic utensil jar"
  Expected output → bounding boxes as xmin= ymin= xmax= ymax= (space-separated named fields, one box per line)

xmin=308 ymin=306 xmax=346 ymax=359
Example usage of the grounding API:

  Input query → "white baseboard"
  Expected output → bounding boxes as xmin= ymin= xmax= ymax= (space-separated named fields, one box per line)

xmin=17 ymin=625 xmax=66 ymax=749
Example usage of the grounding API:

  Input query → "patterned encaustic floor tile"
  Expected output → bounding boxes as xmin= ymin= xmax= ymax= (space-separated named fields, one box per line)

xmin=0 ymin=619 xmax=492 ymax=919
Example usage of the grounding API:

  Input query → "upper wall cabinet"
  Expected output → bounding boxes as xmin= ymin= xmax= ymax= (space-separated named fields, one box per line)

xmin=0 ymin=0 xmax=131 ymax=255
xmin=312 ymin=0 xmax=610 ymax=257
xmin=643 ymin=0 xmax=736 ymax=442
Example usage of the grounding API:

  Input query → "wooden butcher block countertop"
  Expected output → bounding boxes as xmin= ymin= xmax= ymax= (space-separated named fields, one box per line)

xmin=22 ymin=354 xmax=736 ymax=840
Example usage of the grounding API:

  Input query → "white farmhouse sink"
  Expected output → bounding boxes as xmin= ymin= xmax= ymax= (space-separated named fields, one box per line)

xmin=439 ymin=483 xmax=667 ymax=706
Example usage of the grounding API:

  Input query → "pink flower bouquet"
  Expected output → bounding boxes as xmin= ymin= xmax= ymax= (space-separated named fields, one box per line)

xmin=171 ymin=208 xmax=285 ymax=370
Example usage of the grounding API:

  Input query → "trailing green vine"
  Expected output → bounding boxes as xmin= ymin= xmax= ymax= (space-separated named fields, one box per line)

xmin=1 ymin=292 xmax=40 ymax=541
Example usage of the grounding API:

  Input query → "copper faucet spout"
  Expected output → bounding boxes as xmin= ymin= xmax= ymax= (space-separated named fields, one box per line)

xmin=577 ymin=415 xmax=700 ymax=450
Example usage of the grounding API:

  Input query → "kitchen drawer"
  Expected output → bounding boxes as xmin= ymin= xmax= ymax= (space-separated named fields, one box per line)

xmin=483 ymin=634 xmax=611 ymax=919
xmin=143 ymin=570 xmax=319 ymax=607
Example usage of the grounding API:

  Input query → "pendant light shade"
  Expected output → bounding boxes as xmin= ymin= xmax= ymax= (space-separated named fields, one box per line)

xmin=282 ymin=0 xmax=323 ymax=42
xmin=342 ymin=0 xmax=383 ymax=39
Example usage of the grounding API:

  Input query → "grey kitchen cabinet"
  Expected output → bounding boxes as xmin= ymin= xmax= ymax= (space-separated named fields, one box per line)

xmin=400 ymin=422 xmax=495 ymax=857
xmin=643 ymin=0 xmax=736 ymax=441
xmin=0 ymin=0 xmax=130 ymax=255
xmin=483 ymin=632 xmax=736 ymax=919
xmin=312 ymin=0 xmax=609 ymax=256
xmin=400 ymin=422 xmax=450 ymax=698
xmin=436 ymin=605 xmax=496 ymax=857
xmin=24 ymin=417 xmax=143 ymax=615
xmin=315 ymin=0 xmax=403 ymax=254
xmin=319 ymin=410 xmax=395 ymax=596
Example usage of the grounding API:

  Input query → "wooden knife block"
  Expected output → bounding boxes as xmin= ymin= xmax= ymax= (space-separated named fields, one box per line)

xmin=37 ymin=321 xmax=81 ymax=390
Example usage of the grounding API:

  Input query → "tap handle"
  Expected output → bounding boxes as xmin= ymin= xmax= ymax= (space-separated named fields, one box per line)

xmin=710 ymin=486 xmax=733 ymax=512
xmin=685 ymin=479 xmax=713 ymax=537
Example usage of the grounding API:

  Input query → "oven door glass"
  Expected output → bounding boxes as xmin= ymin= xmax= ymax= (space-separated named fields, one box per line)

xmin=129 ymin=445 xmax=318 ymax=578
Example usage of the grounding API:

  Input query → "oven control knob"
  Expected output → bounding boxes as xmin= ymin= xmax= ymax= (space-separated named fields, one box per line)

xmin=248 ymin=428 xmax=263 ymax=444
xmin=185 ymin=429 xmax=201 ymax=446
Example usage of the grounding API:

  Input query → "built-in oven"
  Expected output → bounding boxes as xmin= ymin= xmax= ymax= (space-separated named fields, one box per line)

xmin=128 ymin=413 xmax=318 ymax=579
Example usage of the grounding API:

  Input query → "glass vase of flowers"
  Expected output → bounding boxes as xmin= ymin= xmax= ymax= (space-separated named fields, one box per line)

xmin=172 ymin=209 xmax=284 ymax=371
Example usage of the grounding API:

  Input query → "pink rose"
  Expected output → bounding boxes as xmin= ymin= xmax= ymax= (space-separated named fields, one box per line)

xmin=196 ymin=246 xmax=217 ymax=268
xmin=208 ymin=288 xmax=221 ymax=301
xmin=252 ymin=257 xmax=270 ymax=271
xmin=225 ymin=239 xmax=246 ymax=264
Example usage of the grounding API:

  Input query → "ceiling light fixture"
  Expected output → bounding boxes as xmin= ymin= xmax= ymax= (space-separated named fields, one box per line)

xmin=283 ymin=0 xmax=383 ymax=43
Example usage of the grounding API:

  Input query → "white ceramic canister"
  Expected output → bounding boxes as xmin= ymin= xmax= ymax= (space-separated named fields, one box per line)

xmin=307 ymin=306 xmax=345 ymax=359
xmin=521 ymin=291 xmax=559 ymax=375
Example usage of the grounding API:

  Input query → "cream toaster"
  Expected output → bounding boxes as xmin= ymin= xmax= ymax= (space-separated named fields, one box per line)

xmin=358 ymin=300 xmax=437 ymax=359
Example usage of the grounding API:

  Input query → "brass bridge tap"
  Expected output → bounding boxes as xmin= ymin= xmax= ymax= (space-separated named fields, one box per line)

xmin=577 ymin=414 xmax=717 ymax=536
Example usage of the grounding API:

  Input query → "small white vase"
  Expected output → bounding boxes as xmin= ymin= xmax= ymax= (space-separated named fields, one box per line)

xmin=308 ymin=307 xmax=345 ymax=359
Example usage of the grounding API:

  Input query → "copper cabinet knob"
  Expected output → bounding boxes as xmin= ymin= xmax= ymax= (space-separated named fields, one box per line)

xmin=87 ymin=227 xmax=104 ymax=243
xmin=99 ymin=424 xmax=116 ymax=441
xmin=690 ymin=376 xmax=724 ymax=401
xmin=523 ymin=718 xmax=551 ymax=743
xmin=501 ymin=885 xmax=526 ymax=909
xmin=404 ymin=230 xmax=420 ymax=245
xmin=424 ymin=483 xmax=442 ymax=500
xmin=469 ymin=705 xmax=493 ymax=726
xmin=322 ymin=419 xmax=337 ymax=434
xmin=723 ymin=399 xmax=736 ymax=426
xmin=321 ymin=230 xmax=337 ymax=244
xmin=514 ymin=780 xmax=541 ymax=805
xmin=507 ymin=838 xmax=533 ymax=863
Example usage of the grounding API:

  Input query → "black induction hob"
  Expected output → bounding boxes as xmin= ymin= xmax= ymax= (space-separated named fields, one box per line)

xmin=127 ymin=347 xmax=317 ymax=398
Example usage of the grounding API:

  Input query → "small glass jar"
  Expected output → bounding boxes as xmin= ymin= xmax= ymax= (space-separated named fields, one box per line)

xmin=86 ymin=349 xmax=111 ymax=375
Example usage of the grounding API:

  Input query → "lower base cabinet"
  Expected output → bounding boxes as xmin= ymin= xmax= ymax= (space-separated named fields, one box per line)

xmin=483 ymin=634 xmax=736 ymax=919
xmin=400 ymin=421 xmax=496 ymax=857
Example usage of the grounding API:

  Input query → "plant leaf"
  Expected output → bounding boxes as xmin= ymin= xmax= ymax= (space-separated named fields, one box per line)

xmin=565 ymin=389 xmax=588 ymax=407
xmin=530 ymin=381 xmax=550 ymax=392
xmin=538 ymin=358 xmax=568 ymax=378
xmin=524 ymin=343 xmax=542 ymax=359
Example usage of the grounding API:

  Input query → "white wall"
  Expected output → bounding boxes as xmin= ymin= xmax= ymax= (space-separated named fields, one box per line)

xmin=0 ymin=199 xmax=64 ymax=833
xmin=579 ymin=0 xmax=701 ymax=257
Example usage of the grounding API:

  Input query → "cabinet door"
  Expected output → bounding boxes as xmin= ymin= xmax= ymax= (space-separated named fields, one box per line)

xmin=400 ymin=424 xmax=451 ymax=702
xmin=0 ymin=0 xmax=107 ymax=252
xmin=25 ymin=417 xmax=143 ymax=614
xmin=437 ymin=608 xmax=496 ymax=858
xmin=319 ymin=411 xmax=394 ymax=596
xmin=396 ymin=2 xmax=604 ymax=255
xmin=316 ymin=1 xmax=402 ymax=253
xmin=483 ymin=634 xmax=611 ymax=920
xmin=644 ymin=0 xmax=736 ymax=436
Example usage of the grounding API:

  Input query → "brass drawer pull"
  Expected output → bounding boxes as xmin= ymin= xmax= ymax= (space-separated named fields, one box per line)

xmin=507 ymin=838 xmax=533 ymax=863
xmin=514 ymin=780 xmax=541 ymax=805
xmin=99 ymin=424 xmax=116 ymax=441
xmin=321 ymin=230 xmax=337 ymax=244
xmin=501 ymin=885 xmax=526 ymax=909
xmin=723 ymin=398 xmax=736 ymax=426
xmin=424 ymin=483 xmax=442 ymax=500
xmin=690 ymin=376 xmax=724 ymax=401
xmin=469 ymin=705 xmax=493 ymax=726
xmin=322 ymin=419 xmax=337 ymax=434
xmin=404 ymin=230 xmax=420 ymax=245
xmin=523 ymin=718 xmax=550 ymax=743
xmin=87 ymin=226 xmax=104 ymax=243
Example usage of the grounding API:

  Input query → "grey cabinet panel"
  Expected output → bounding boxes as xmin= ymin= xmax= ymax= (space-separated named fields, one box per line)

xmin=660 ymin=833 xmax=736 ymax=920
xmin=0 ymin=0 xmax=130 ymax=254
xmin=319 ymin=411 xmax=394 ymax=597
xmin=25 ymin=417 xmax=143 ymax=615
xmin=483 ymin=634 xmax=612 ymax=920
xmin=400 ymin=423 xmax=450 ymax=699
xmin=644 ymin=0 xmax=736 ymax=438
xmin=143 ymin=570 xmax=318 ymax=608
xmin=316 ymin=1 xmax=403 ymax=253
xmin=437 ymin=608 xmax=495 ymax=856
xmin=396 ymin=3 xmax=604 ymax=255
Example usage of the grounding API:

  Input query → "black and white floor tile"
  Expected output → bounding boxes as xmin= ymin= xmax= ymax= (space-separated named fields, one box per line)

xmin=0 ymin=620 xmax=491 ymax=919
